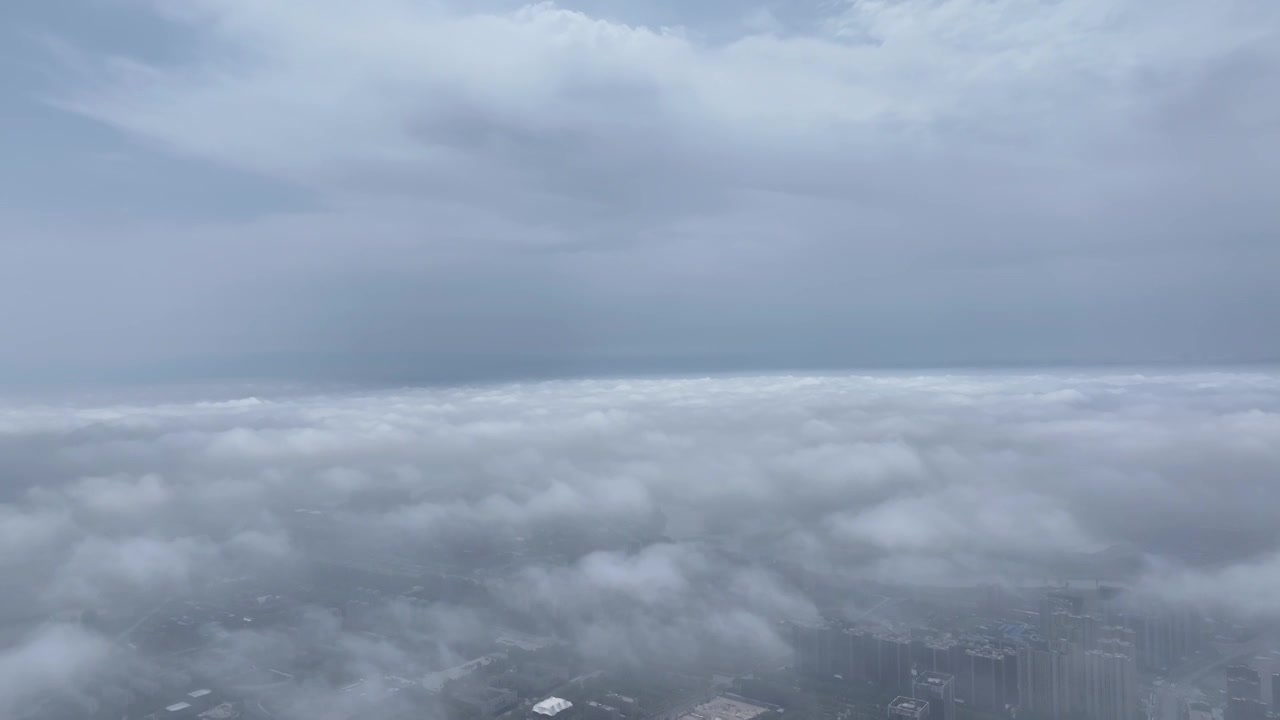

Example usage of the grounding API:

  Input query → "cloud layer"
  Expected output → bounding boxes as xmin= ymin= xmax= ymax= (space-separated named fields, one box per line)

xmin=3 ymin=370 xmax=1280 ymax=714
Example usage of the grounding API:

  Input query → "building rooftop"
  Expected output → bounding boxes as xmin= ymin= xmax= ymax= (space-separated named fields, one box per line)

xmin=534 ymin=697 xmax=574 ymax=716
xmin=889 ymin=697 xmax=929 ymax=714
xmin=198 ymin=704 xmax=240 ymax=720
xmin=422 ymin=653 xmax=504 ymax=692
xmin=450 ymin=684 xmax=514 ymax=705
xmin=678 ymin=696 xmax=771 ymax=720
xmin=917 ymin=671 xmax=953 ymax=686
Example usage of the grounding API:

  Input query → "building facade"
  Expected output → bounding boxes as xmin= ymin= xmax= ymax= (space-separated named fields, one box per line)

xmin=913 ymin=672 xmax=955 ymax=720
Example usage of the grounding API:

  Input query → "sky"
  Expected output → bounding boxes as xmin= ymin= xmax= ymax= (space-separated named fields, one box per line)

xmin=3 ymin=369 xmax=1280 ymax=716
xmin=2 ymin=0 xmax=1278 ymax=384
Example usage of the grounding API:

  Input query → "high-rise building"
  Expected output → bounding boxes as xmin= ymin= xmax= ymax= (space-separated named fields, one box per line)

xmin=1222 ymin=667 xmax=1266 ymax=720
xmin=1227 ymin=697 xmax=1267 ymax=720
xmin=888 ymin=696 xmax=930 ymax=720
xmin=876 ymin=634 xmax=914 ymax=694
xmin=913 ymin=639 xmax=953 ymax=676
xmin=924 ymin=641 xmax=956 ymax=676
xmin=1038 ymin=590 xmax=1108 ymax=659
xmin=1000 ymin=645 xmax=1021 ymax=713
xmin=1068 ymin=614 xmax=1101 ymax=651
xmin=827 ymin=627 xmax=859 ymax=682
xmin=1227 ymin=666 xmax=1262 ymax=702
xmin=790 ymin=622 xmax=927 ymax=695
xmin=1102 ymin=625 xmax=1137 ymax=647
xmin=1180 ymin=699 xmax=1213 ymax=720
xmin=851 ymin=629 xmax=879 ymax=683
xmin=963 ymin=646 xmax=1017 ymax=713
xmin=1121 ymin=606 xmax=1204 ymax=672
xmin=1271 ymin=674 xmax=1279 ymax=714
xmin=913 ymin=672 xmax=955 ymax=720
xmin=1061 ymin=640 xmax=1088 ymax=717
xmin=790 ymin=621 xmax=833 ymax=677
xmin=1084 ymin=642 xmax=1137 ymax=720
xmin=1039 ymin=595 xmax=1076 ymax=643
xmin=1018 ymin=644 xmax=1072 ymax=719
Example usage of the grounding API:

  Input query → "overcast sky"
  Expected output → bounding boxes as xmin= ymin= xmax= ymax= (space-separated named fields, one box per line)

xmin=2 ymin=0 xmax=1278 ymax=382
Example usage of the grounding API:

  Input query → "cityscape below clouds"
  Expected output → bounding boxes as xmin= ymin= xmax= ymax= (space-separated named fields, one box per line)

xmin=1 ymin=1 xmax=1278 ymax=720
xmin=2 ymin=370 xmax=1280 ymax=719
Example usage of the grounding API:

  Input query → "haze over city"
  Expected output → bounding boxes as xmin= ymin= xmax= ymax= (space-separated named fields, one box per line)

xmin=1 ymin=2 xmax=1279 ymax=720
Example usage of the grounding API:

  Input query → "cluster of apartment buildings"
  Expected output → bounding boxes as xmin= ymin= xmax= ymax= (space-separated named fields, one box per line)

xmin=791 ymin=589 xmax=1205 ymax=720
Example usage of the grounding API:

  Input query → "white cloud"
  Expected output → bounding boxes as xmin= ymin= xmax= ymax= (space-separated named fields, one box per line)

xmin=0 ymin=624 xmax=112 ymax=718
xmin=1 ymin=0 xmax=1277 ymax=372
xmin=3 ymin=369 xmax=1280 ymax=707
xmin=5 ymin=370 xmax=1280 ymax=586
xmin=57 ymin=0 xmax=1278 ymax=241
xmin=64 ymin=473 xmax=172 ymax=517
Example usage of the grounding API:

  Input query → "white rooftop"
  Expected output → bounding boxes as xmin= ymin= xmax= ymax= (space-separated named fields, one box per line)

xmin=678 ymin=696 xmax=770 ymax=720
xmin=533 ymin=697 xmax=574 ymax=716
xmin=166 ymin=701 xmax=192 ymax=712
xmin=188 ymin=689 xmax=212 ymax=698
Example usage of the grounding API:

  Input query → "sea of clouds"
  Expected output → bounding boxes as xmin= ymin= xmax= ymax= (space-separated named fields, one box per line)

xmin=3 ymin=370 xmax=1280 ymax=714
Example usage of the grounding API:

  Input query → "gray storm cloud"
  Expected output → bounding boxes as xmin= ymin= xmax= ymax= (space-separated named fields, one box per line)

xmin=2 ymin=370 xmax=1280 ymax=713
xmin=0 ymin=0 xmax=1277 ymax=377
